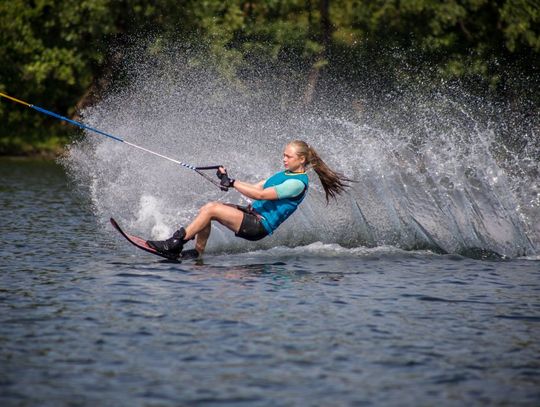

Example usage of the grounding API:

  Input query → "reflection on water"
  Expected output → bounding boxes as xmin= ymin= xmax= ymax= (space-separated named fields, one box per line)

xmin=1 ymin=159 xmax=539 ymax=406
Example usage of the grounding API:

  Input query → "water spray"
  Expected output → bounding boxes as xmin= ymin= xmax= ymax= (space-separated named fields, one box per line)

xmin=0 ymin=92 xmax=224 ymax=190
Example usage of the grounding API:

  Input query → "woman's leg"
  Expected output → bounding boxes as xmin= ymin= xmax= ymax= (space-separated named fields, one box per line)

xmin=185 ymin=202 xmax=244 ymax=254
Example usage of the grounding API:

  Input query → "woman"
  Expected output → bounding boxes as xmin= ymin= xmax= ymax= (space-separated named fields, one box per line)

xmin=147 ymin=140 xmax=350 ymax=259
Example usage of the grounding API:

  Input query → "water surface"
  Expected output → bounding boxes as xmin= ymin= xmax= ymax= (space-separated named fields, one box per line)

xmin=1 ymin=159 xmax=539 ymax=406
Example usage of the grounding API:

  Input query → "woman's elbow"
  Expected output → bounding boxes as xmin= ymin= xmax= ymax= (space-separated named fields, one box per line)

xmin=256 ymin=190 xmax=277 ymax=200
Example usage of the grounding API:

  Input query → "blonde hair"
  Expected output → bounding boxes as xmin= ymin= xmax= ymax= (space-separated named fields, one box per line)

xmin=289 ymin=140 xmax=351 ymax=202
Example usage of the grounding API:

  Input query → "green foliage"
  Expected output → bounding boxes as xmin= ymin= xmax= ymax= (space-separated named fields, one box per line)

xmin=0 ymin=0 xmax=538 ymax=155
xmin=501 ymin=0 xmax=540 ymax=52
xmin=0 ymin=0 xmax=114 ymax=153
xmin=335 ymin=0 xmax=539 ymax=97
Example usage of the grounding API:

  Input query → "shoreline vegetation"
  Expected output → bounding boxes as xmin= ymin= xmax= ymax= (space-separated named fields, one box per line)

xmin=1 ymin=1 xmax=538 ymax=157
xmin=1 ymin=134 xmax=69 ymax=158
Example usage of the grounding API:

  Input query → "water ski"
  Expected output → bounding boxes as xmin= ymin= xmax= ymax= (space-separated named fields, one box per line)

xmin=110 ymin=218 xmax=180 ymax=261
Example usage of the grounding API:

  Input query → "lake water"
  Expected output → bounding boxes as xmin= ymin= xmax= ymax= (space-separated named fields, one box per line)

xmin=1 ymin=158 xmax=539 ymax=406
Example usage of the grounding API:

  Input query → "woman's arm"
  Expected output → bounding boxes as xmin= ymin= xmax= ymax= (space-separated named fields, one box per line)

xmin=233 ymin=179 xmax=278 ymax=200
xmin=233 ymin=179 xmax=305 ymax=201
xmin=217 ymin=167 xmax=277 ymax=200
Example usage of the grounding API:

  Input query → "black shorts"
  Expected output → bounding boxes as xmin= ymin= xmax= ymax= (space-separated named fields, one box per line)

xmin=226 ymin=204 xmax=268 ymax=241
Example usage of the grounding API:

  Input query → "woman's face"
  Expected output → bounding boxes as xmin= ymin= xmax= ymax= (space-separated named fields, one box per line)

xmin=283 ymin=144 xmax=306 ymax=172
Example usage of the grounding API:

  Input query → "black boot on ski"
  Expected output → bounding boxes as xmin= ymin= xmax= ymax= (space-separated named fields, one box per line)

xmin=147 ymin=228 xmax=187 ymax=259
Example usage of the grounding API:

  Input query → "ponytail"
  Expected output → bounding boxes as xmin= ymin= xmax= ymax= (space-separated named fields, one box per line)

xmin=289 ymin=140 xmax=352 ymax=202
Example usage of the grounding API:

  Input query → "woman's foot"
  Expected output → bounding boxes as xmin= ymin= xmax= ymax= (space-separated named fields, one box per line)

xmin=147 ymin=228 xmax=187 ymax=258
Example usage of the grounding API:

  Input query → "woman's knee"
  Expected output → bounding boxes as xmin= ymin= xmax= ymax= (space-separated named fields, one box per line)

xmin=199 ymin=201 xmax=223 ymax=217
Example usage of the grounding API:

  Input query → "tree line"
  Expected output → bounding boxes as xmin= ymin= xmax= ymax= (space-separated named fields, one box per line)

xmin=0 ymin=0 xmax=538 ymax=154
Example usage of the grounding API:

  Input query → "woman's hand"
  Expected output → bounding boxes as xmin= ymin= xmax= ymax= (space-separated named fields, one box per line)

xmin=216 ymin=166 xmax=235 ymax=189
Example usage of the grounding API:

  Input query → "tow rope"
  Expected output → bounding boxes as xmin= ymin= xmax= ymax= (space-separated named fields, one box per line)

xmin=0 ymin=92 xmax=226 ymax=190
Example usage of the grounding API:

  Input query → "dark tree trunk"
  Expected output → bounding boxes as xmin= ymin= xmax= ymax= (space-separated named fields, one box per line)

xmin=303 ymin=0 xmax=331 ymax=106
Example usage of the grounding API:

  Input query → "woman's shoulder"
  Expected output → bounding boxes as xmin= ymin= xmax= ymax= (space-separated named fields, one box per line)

xmin=274 ymin=178 xmax=306 ymax=198
xmin=285 ymin=171 xmax=309 ymax=184
xmin=267 ymin=170 xmax=308 ymax=185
